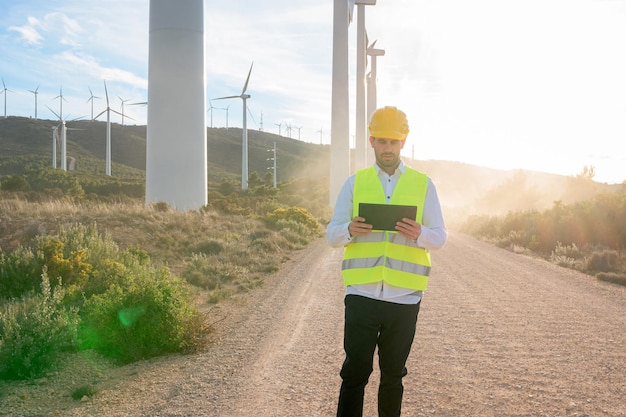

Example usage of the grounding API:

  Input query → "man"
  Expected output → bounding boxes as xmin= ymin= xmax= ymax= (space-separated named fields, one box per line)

xmin=326 ymin=106 xmax=448 ymax=417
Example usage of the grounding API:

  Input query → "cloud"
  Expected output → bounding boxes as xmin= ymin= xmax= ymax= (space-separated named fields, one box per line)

xmin=56 ymin=51 xmax=147 ymax=89
xmin=8 ymin=16 xmax=44 ymax=45
xmin=7 ymin=11 xmax=85 ymax=49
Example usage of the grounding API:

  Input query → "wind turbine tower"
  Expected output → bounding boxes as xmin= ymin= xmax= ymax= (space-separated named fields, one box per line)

xmin=330 ymin=0 xmax=352 ymax=207
xmin=1 ymin=79 xmax=13 ymax=119
xmin=354 ymin=0 xmax=376 ymax=172
xmin=146 ymin=0 xmax=207 ymax=210
xmin=51 ymin=126 xmax=58 ymax=168
xmin=29 ymin=85 xmax=40 ymax=119
xmin=213 ymin=62 xmax=254 ymax=190
xmin=366 ymin=40 xmax=385 ymax=166
xmin=87 ymin=87 xmax=100 ymax=120
xmin=94 ymin=81 xmax=124 ymax=176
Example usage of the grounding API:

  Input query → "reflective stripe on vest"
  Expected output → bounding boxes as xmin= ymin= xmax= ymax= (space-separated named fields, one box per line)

xmin=342 ymin=256 xmax=431 ymax=277
xmin=342 ymin=166 xmax=432 ymax=291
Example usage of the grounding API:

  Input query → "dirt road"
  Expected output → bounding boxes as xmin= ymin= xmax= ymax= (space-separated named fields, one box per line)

xmin=4 ymin=232 xmax=625 ymax=416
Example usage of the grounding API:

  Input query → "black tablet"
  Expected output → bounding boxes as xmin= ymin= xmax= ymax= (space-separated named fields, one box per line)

xmin=358 ymin=203 xmax=418 ymax=231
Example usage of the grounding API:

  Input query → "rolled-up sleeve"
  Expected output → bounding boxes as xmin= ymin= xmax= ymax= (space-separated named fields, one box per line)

xmin=417 ymin=178 xmax=448 ymax=250
xmin=326 ymin=176 xmax=356 ymax=248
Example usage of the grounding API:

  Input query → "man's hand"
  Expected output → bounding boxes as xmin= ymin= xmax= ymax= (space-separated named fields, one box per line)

xmin=395 ymin=218 xmax=422 ymax=242
xmin=349 ymin=216 xmax=373 ymax=237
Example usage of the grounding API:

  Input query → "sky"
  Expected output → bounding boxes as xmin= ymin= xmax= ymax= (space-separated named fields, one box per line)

xmin=1 ymin=0 xmax=625 ymax=184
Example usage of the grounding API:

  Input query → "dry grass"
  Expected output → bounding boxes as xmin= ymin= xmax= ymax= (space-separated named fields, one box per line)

xmin=0 ymin=195 xmax=321 ymax=298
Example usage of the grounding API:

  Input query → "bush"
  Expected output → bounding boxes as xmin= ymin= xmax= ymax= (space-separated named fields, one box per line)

xmin=181 ymin=254 xmax=248 ymax=290
xmin=0 ymin=223 xmax=138 ymax=301
xmin=0 ymin=246 xmax=41 ymax=299
xmin=0 ymin=272 xmax=79 ymax=380
xmin=79 ymin=266 xmax=205 ymax=363
xmin=1 ymin=175 xmax=30 ymax=191
xmin=586 ymin=250 xmax=620 ymax=273
xmin=265 ymin=206 xmax=320 ymax=236
xmin=597 ymin=272 xmax=626 ymax=286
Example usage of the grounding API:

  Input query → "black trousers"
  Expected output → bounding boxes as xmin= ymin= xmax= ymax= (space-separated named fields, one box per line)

xmin=337 ymin=294 xmax=421 ymax=417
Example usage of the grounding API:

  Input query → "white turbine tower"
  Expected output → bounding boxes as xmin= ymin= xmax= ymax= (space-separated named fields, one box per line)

xmin=87 ymin=87 xmax=101 ymax=120
xmin=46 ymin=107 xmax=68 ymax=170
xmin=47 ymin=107 xmax=84 ymax=171
xmin=208 ymin=100 xmax=216 ymax=128
xmin=94 ymin=81 xmax=125 ymax=176
xmin=146 ymin=0 xmax=207 ymax=210
xmin=118 ymin=96 xmax=131 ymax=126
xmin=354 ymin=0 xmax=376 ymax=172
xmin=223 ymin=104 xmax=230 ymax=128
xmin=51 ymin=126 xmax=58 ymax=168
xmin=52 ymin=87 xmax=67 ymax=122
xmin=366 ymin=39 xmax=385 ymax=166
xmin=213 ymin=61 xmax=254 ymax=190
xmin=330 ymin=0 xmax=352 ymax=206
xmin=275 ymin=121 xmax=283 ymax=136
xmin=1 ymin=78 xmax=13 ymax=119
xmin=28 ymin=85 xmax=40 ymax=119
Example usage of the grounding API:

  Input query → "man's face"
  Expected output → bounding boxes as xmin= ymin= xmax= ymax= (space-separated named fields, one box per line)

xmin=370 ymin=136 xmax=405 ymax=172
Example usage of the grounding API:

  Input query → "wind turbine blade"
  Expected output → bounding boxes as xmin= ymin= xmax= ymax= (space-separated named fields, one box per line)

xmin=213 ymin=95 xmax=240 ymax=100
xmin=241 ymin=61 xmax=254 ymax=95
xmin=94 ymin=109 xmax=107 ymax=120
xmin=110 ymin=108 xmax=134 ymax=120
xmin=103 ymin=81 xmax=110 ymax=106
xmin=46 ymin=105 xmax=61 ymax=120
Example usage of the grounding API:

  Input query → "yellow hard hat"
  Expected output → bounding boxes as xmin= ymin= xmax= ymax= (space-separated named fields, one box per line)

xmin=368 ymin=106 xmax=409 ymax=140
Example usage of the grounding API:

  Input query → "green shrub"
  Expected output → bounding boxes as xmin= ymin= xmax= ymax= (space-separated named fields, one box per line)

xmin=265 ymin=206 xmax=320 ymax=236
xmin=0 ymin=272 xmax=79 ymax=380
xmin=79 ymin=266 xmax=205 ymax=363
xmin=0 ymin=246 xmax=41 ymax=299
xmin=1 ymin=175 xmax=30 ymax=191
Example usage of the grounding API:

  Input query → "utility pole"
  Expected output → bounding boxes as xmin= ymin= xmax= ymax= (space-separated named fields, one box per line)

xmin=267 ymin=142 xmax=277 ymax=188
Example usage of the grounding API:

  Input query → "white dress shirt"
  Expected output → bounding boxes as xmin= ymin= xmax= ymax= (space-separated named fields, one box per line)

xmin=326 ymin=161 xmax=448 ymax=304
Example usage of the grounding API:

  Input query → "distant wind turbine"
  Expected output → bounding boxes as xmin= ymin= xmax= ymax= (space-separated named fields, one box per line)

xmin=366 ymin=38 xmax=385 ymax=166
xmin=52 ymin=87 xmax=68 ymax=122
xmin=1 ymin=78 xmax=14 ymax=119
xmin=28 ymin=85 xmax=40 ymax=119
xmin=208 ymin=101 xmax=216 ymax=127
xmin=47 ymin=107 xmax=84 ymax=171
xmin=213 ymin=61 xmax=254 ymax=190
xmin=274 ymin=121 xmax=283 ymax=136
xmin=87 ymin=87 xmax=101 ymax=120
xmin=94 ymin=81 xmax=126 ymax=176
xmin=118 ymin=96 xmax=131 ymax=126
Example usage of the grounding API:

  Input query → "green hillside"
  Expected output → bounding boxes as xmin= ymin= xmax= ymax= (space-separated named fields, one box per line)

xmin=0 ymin=116 xmax=328 ymax=183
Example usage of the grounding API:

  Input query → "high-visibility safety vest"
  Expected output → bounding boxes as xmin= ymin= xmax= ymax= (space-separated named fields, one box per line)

xmin=342 ymin=166 xmax=432 ymax=291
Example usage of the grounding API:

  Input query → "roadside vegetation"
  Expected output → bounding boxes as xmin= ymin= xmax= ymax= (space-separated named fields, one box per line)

xmin=460 ymin=184 xmax=626 ymax=287
xmin=1 ymin=159 xmax=625 ymax=383
xmin=0 ymin=168 xmax=329 ymax=380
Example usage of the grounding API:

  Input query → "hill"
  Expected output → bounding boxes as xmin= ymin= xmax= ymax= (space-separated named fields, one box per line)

xmin=1 ymin=116 xmax=622 ymax=220
xmin=0 ymin=116 xmax=328 ymax=182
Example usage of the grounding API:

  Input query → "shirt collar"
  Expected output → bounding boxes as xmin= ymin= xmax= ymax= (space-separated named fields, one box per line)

xmin=374 ymin=160 xmax=406 ymax=177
